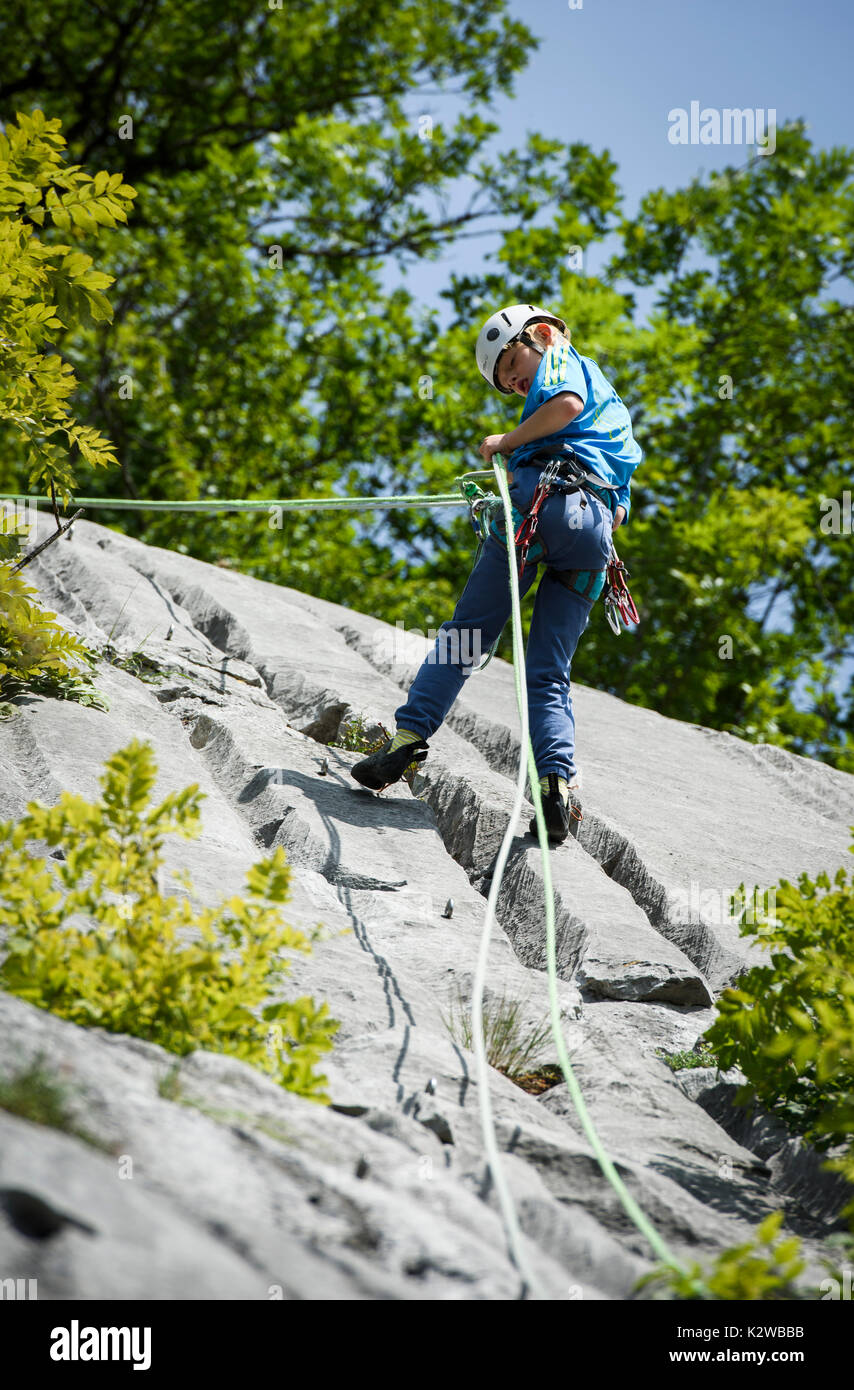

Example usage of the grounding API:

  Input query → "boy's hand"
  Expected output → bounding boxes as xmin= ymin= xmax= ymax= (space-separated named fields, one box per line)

xmin=613 ymin=506 xmax=626 ymax=529
xmin=478 ymin=434 xmax=510 ymax=462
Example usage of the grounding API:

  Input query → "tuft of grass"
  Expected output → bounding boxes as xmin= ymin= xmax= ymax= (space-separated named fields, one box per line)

xmin=157 ymin=1063 xmax=182 ymax=1100
xmin=442 ymin=982 xmax=556 ymax=1084
xmin=101 ymin=641 xmax=166 ymax=685
xmin=333 ymin=712 xmax=390 ymax=755
xmin=656 ymin=1041 xmax=722 ymax=1072
xmin=0 ymin=1057 xmax=114 ymax=1152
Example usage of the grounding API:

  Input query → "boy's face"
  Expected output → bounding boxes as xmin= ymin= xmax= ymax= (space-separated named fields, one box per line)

xmin=496 ymin=338 xmax=542 ymax=396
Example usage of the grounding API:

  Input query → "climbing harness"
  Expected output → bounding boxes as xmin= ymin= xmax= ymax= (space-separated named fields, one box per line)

xmin=521 ymin=448 xmax=641 ymax=624
xmin=456 ymin=448 xmax=641 ymax=634
xmin=511 ymin=457 xmax=564 ymax=579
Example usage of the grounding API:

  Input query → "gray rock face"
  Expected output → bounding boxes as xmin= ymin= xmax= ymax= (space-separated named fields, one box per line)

xmin=676 ymin=1068 xmax=852 ymax=1229
xmin=0 ymin=505 xmax=851 ymax=1300
xmin=295 ymin=591 xmax=854 ymax=992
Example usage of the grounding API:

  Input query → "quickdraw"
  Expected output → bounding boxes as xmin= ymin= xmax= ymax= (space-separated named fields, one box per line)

xmin=511 ymin=459 xmax=564 ymax=582
xmin=603 ymin=546 xmax=640 ymax=635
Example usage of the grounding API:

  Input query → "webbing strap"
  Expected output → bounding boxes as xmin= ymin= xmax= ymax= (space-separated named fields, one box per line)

xmin=549 ymin=567 xmax=607 ymax=602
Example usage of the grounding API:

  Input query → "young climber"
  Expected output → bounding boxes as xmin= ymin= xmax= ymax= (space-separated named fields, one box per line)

xmin=351 ymin=302 xmax=642 ymax=843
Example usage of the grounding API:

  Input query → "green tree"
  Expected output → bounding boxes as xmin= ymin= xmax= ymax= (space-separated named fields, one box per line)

xmin=0 ymin=0 xmax=540 ymax=627
xmin=0 ymin=106 xmax=134 ymax=501
xmin=601 ymin=125 xmax=854 ymax=768
xmin=3 ymin=7 xmax=853 ymax=768
xmin=0 ymin=108 xmax=134 ymax=704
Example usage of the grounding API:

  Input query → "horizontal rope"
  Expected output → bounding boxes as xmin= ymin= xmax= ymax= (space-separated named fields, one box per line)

xmin=0 ymin=492 xmax=468 ymax=514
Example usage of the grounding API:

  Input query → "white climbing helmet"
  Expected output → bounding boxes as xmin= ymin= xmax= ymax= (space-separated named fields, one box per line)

xmin=475 ymin=303 xmax=568 ymax=395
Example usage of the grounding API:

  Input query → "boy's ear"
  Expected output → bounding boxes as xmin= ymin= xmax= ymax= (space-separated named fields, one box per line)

xmin=529 ymin=321 xmax=554 ymax=349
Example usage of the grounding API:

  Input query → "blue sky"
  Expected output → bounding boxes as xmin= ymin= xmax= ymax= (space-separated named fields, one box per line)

xmin=387 ymin=0 xmax=854 ymax=320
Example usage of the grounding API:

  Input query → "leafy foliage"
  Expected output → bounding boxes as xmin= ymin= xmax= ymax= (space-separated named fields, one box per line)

xmin=0 ymin=107 xmax=135 ymax=501
xmin=702 ymin=843 xmax=854 ymax=1219
xmin=639 ymin=1211 xmax=806 ymax=1301
xmin=0 ymin=740 xmax=340 ymax=1103
xmin=600 ymin=127 xmax=854 ymax=770
xmin=2 ymin=8 xmax=853 ymax=766
xmin=0 ymin=511 xmax=106 ymax=706
xmin=656 ymin=1041 xmax=721 ymax=1072
xmin=332 ymin=713 xmax=391 ymax=755
xmin=0 ymin=108 xmax=134 ymax=706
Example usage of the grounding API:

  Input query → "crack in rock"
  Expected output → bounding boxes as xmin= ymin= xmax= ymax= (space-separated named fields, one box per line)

xmin=322 ymin=620 xmax=729 ymax=988
xmin=165 ymin=606 xmax=714 ymax=1006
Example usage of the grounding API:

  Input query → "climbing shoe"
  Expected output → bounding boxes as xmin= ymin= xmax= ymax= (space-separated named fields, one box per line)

xmin=529 ymin=772 xmax=582 ymax=844
xmin=350 ymin=732 xmax=430 ymax=792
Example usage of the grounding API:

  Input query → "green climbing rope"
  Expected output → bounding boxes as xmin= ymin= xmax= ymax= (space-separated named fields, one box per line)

xmin=475 ymin=461 xmax=703 ymax=1295
xmin=0 ymin=491 xmax=468 ymax=513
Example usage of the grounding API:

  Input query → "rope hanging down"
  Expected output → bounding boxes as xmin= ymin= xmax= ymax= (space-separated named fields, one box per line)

xmin=475 ymin=457 xmax=699 ymax=1298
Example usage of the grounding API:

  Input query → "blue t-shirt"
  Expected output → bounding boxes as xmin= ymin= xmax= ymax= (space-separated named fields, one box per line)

xmin=509 ymin=339 xmax=642 ymax=520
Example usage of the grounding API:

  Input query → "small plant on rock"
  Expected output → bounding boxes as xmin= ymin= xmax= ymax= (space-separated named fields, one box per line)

xmin=333 ymin=713 xmax=424 ymax=787
xmin=0 ymin=739 xmax=340 ymax=1103
xmin=442 ymin=980 xmax=556 ymax=1087
xmin=334 ymin=712 xmax=390 ymax=755
xmin=656 ymin=1040 xmax=722 ymax=1072
xmin=0 ymin=1055 xmax=112 ymax=1151
xmin=100 ymin=641 xmax=166 ymax=685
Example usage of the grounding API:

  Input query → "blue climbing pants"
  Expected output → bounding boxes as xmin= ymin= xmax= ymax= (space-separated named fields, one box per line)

xmin=394 ymin=463 xmax=614 ymax=781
